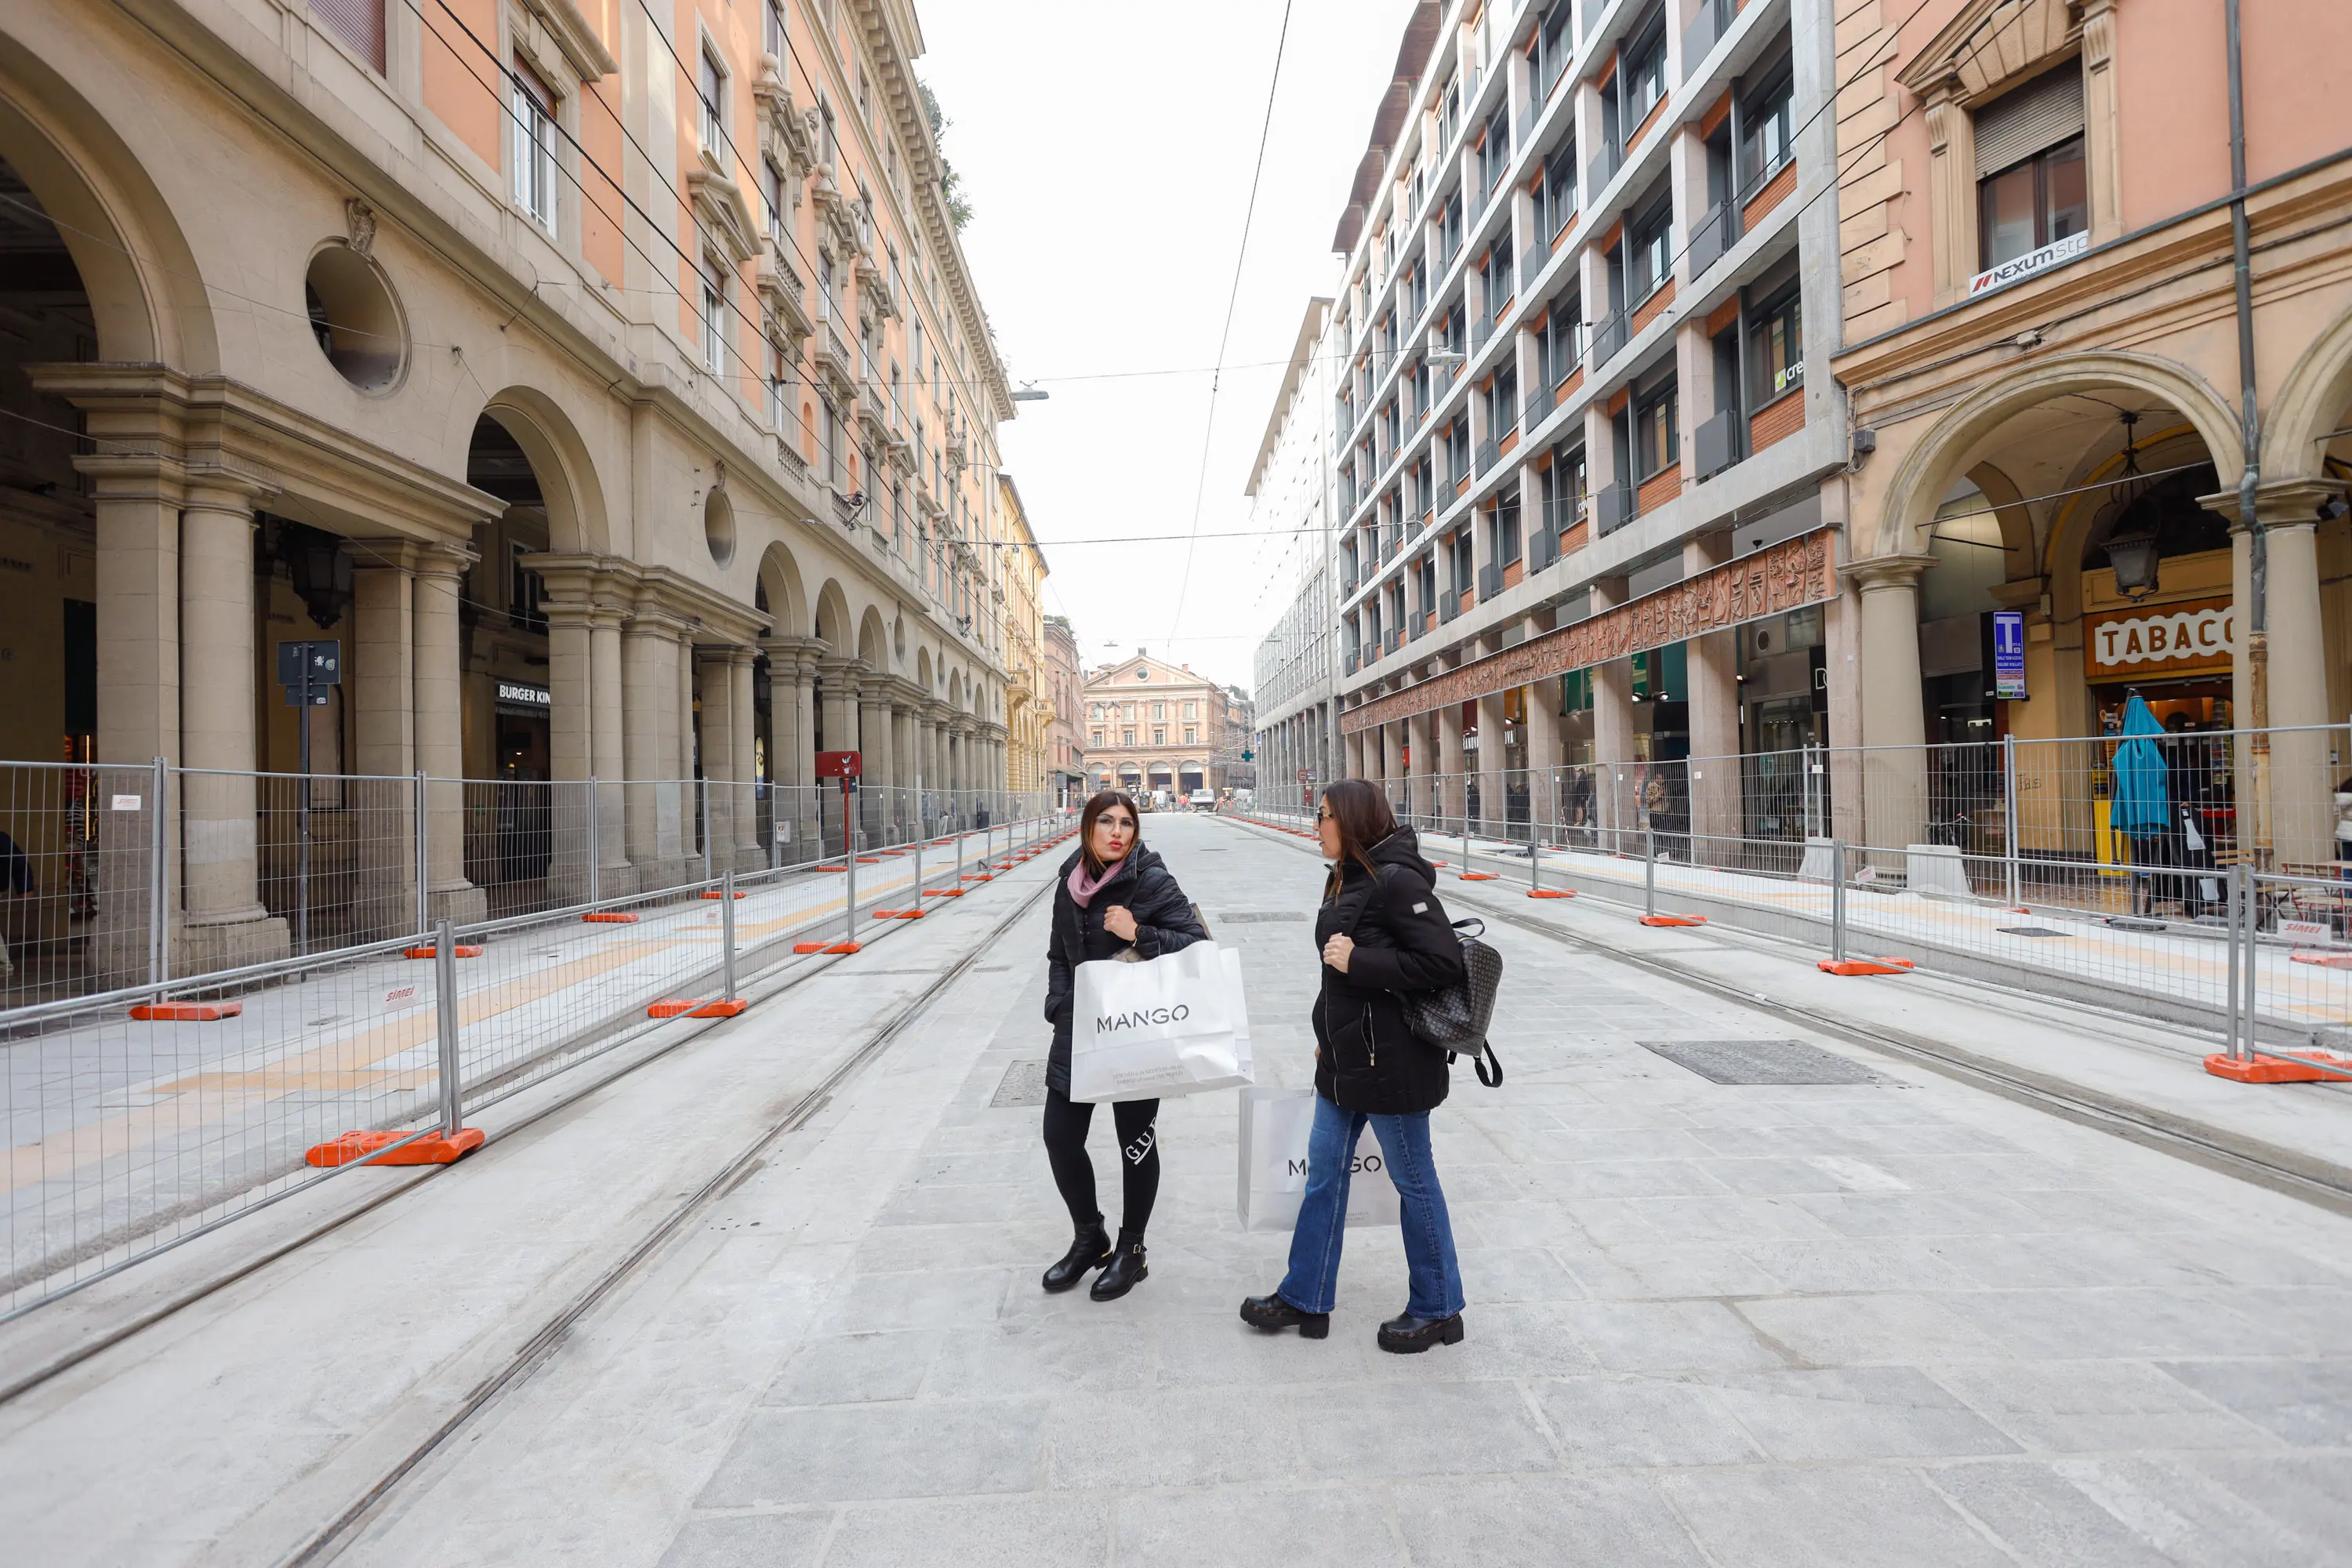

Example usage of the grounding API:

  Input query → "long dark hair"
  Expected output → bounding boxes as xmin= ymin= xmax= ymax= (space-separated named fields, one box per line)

xmin=1078 ymin=789 xmax=1143 ymax=874
xmin=1319 ymin=779 xmax=1398 ymax=901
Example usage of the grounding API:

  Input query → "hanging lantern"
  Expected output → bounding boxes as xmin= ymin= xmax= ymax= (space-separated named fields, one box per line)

xmin=2090 ymin=410 xmax=2161 ymax=601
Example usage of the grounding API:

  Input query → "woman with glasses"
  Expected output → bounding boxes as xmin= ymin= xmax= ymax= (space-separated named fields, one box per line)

xmin=1040 ymin=789 xmax=1208 ymax=1301
xmin=1241 ymin=779 xmax=1470 ymax=1352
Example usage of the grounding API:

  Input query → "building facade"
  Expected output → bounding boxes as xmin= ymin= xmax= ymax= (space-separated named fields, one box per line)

xmin=995 ymin=474 xmax=1052 ymax=793
xmin=0 ymin=0 xmax=1024 ymax=976
xmin=1314 ymin=0 xmax=1851 ymax=830
xmin=1830 ymin=0 xmax=2352 ymax=862
xmin=1083 ymin=653 xmax=1241 ymax=800
xmin=1245 ymin=299 xmax=1344 ymax=809
xmin=1042 ymin=615 xmax=1087 ymax=806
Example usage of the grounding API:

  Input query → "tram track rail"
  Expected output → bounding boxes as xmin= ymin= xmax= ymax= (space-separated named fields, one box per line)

xmin=1225 ymin=814 xmax=2352 ymax=1218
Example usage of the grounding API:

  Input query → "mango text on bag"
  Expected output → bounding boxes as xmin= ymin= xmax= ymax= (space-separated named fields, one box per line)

xmin=1093 ymin=1004 xmax=1192 ymax=1033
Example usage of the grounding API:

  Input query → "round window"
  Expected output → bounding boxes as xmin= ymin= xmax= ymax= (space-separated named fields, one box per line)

xmin=704 ymin=485 xmax=736 ymax=567
xmin=303 ymin=244 xmax=407 ymax=393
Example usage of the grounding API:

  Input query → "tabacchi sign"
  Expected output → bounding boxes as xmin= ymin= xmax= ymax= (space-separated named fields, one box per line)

xmin=2086 ymin=596 xmax=2235 ymax=681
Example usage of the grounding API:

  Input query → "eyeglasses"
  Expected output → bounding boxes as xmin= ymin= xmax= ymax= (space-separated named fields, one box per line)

xmin=1316 ymin=809 xmax=1334 ymax=822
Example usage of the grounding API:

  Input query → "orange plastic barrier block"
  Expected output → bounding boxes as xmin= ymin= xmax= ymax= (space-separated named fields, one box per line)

xmin=1429 ymin=859 xmax=1449 ymax=867
xmin=870 ymin=909 xmax=926 ymax=919
xmin=924 ymin=888 xmax=967 ymax=897
xmin=1817 ymin=956 xmax=1915 ymax=976
xmin=1639 ymin=915 xmax=1708 ymax=927
xmin=856 ymin=856 xmax=881 ymax=864
xmin=817 ymin=864 xmax=848 ymax=872
xmin=648 ymin=998 xmax=750 ymax=1018
xmin=2291 ymin=950 xmax=2352 ymax=969
xmin=583 ymin=911 xmax=639 ymax=924
xmin=1526 ymin=888 xmax=1574 ymax=899
xmin=879 ymin=850 xmax=908 ymax=857
xmin=700 ymin=891 xmax=748 ymax=900
xmin=962 ymin=872 xmax=993 ymax=881
xmin=129 ymin=1000 xmax=242 ymax=1022
xmin=305 ymin=1127 xmax=485 ymax=1167
xmin=404 ymin=945 xmax=484 ymax=959
xmin=2205 ymin=1050 xmax=2352 ymax=1083
xmin=1458 ymin=872 xmax=1499 ymax=881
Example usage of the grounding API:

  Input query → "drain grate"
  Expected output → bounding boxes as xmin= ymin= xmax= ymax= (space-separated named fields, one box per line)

xmin=1998 ymin=926 xmax=2067 ymax=938
xmin=990 ymin=1060 xmax=1051 ymax=1107
xmin=1639 ymin=1039 xmax=1877 ymax=1085
xmin=1219 ymin=911 xmax=1310 ymax=923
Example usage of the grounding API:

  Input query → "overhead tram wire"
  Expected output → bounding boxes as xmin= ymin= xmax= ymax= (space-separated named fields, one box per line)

xmin=1161 ymin=0 xmax=1296 ymax=655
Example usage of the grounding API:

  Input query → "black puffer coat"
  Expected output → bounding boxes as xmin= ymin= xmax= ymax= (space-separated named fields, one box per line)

xmin=1042 ymin=845 xmax=1209 ymax=1094
xmin=1312 ymin=826 xmax=1467 ymax=1115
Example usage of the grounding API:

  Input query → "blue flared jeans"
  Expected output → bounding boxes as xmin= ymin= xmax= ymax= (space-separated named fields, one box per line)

xmin=1276 ymin=1093 xmax=1465 ymax=1320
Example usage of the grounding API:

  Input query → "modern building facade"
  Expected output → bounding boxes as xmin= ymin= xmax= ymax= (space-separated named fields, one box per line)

xmin=1246 ymin=299 xmax=1343 ymax=808
xmin=1 ymin=0 xmax=1022 ymax=975
xmin=1830 ymin=0 xmax=2352 ymax=861
xmin=1083 ymin=653 xmax=1243 ymax=800
xmin=1314 ymin=0 xmax=1851 ymax=832
xmin=1042 ymin=615 xmax=1087 ymax=806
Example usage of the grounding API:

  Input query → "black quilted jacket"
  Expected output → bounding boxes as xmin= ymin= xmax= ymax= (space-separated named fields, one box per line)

xmin=1041 ymin=845 xmax=1209 ymax=1094
xmin=1312 ymin=827 xmax=1466 ymax=1114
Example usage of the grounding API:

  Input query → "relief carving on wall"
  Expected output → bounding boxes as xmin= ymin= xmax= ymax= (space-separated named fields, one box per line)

xmin=1341 ymin=528 xmax=1833 ymax=735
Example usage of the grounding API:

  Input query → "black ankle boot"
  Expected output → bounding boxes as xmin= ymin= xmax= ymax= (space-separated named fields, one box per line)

xmin=1376 ymin=1310 xmax=1465 ymax=1354
xmin=1041 ymin=1222 xmax=1111 ymax=1293
xmin=1089 ymin=1236 xmax=1149 ymax=1301
xmin=1239 ymin=1293 xmax=1330 ymax=1339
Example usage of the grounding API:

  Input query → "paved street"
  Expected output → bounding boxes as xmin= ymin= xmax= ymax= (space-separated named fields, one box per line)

xmin=291 ymin=813 xmax=2352 ymax=1566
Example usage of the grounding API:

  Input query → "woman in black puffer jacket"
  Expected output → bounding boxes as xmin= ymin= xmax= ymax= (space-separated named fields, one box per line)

xmin=1242 ymin=779 xmax=1470 ymax=1353
xmin=1039 ymin=789 xmax=1207 ymax=1301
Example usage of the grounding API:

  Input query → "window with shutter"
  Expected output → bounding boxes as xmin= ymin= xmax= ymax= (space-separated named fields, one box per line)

xmin=1973 ymin=66 xmax=2085 ymax=179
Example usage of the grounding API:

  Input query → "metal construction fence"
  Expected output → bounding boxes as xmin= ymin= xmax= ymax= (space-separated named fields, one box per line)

xmin=1238 ymin=724 xmax=2352 ymax=1082
xmin=0 ymin=775 xmax=1066 ymax=1319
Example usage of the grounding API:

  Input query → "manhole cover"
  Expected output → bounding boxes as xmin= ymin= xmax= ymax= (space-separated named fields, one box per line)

xmin=1639 ymin=1040 xmax=1876 ymax=1085
xmin=1998 ymin=926 xmax=2067 ymax=938
xmin=1220 ymin=911 xmax=1310 ymax=923
xmin=990 ymin=1060 xmax=1051 ymax=1107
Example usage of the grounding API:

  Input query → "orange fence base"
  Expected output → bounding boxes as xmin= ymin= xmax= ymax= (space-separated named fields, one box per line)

xmin=404 ymin=945 xmax=484 ymax=959
xmin=1817 ymin=957 xmax=1915 ymax=976
xmin=870 ymin=909 xmax=925 ymax=919
xmin=2204 ymin=1050 xmax=2352 ymax=1083
xmin=700 ymin=891 xmax=748 ymax=900
xmin=129 ymin=1001 xmax=241 ymax=1022
xmin=583 ymin=911 xmax=639 ymax=924
xmin=962 ymin=873 xmax=993 ymax=881
xmin=1639 ymin=915 xmax=1707 ymax=927
xmin=1458 ymin=872 xmax=1500 ymax=881
xmin=648 ymin=998 xmax=750 ymax=1018
xmin=793 ymin=940 xmax=866 ymax=954
xmin=1526 ymin=888 xmax=1574 ymax=899
xmin=305 ymin=1127 xmax=485 ymax=1167
xmin=2289 ymin=951 xmax=2352 ymax=970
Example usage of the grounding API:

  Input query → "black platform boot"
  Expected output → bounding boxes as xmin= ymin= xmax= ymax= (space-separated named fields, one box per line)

xmin=1239 ymin=1293 xmax=1330 ymax=1339
xmin=1089 ymin=1235 xmax=1149 ymax=1301
xmin=1041 ymin=1221 xmax=1112 ymax=1294
xmin=1376 ymin=1310 xmax=1465 ymax=1354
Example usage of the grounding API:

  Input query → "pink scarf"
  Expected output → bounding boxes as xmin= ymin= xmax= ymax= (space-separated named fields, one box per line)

xmin=1066 ymin=852 xmax=1128 ymax=908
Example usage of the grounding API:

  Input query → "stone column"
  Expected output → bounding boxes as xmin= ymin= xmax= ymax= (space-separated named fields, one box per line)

xmin=891 ymin=699 xmax=917 ymax=841
xmin=1475 ymin=688 xmax=1508 ymax=838
xmin=1684 ymin=532 xmax=1741 ymax=866
xmin=1592 ymin=576 xmax=1637 ymax=853
xmin=730 ymin=649 xmax=760 ymax=869
xmin=624 ymin=613 xmax=684 ymax=886
xmin=415 ymin=543 xmax=488 ymax=922
xmin=354 ymin=550 xmax=423 ymax=931
xmin=1436 ymin=700 xmax=1466 ymax=829
xmin=2216 ymin=481 xmax=2345 ymax=864
xmin=760 ymin=637 xmax=817 ymax=865
xmin=1525 ymin=647 xmax=1564 ymax=845
xmin=1842 ymin=555 xmax=1937 ymax=863
xmin=695 ymin=647 xmax=739 ymax=873
xmin=178 ymin=479 xmax=289 ymax=968
xmin=1406 ymin=708 xmax=1436 ymax=829
xmin=858 ymin=675 xmax=896 ymax=848
xmin=588 ymin=606 xmax=632 ymax=897
xmin=535 ymin=596 xmax=596 ymax=900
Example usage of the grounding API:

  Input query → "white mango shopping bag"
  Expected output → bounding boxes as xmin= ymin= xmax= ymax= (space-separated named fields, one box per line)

xmin=1236 ymin=1087 xmax=1400 ymax=1231
xmin=1069 ymin=944 xmax=1254 ymax=1103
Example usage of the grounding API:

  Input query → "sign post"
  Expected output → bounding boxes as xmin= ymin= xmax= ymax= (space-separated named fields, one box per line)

xmin=1992 ymin=609 xmax=2027 ymax=700
xmin=276 ymin=640 xmax=340 ymax=956
xmin=815 ymin=750 xmax=862 ymax=952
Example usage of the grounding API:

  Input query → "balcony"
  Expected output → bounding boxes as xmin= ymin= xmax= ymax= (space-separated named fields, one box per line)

xmin=1521 ymin=244 xmax=1548 ymax=288
xmin=1529 ymin=519 xmax=1560 ymax=571
xmin=1683 ymin=0 xmax=1737 ymax=71
xmin=1584 ymin=139 xmax=1622 ymax=203
xmin=1345 ymin=648 xmax=1360 ymax=676
xmin=1439 ymin=590 xmax=1462 ymax=625
xmin=1476 ymin=436 xmax=1500 ymax=477
xmin=1687 ymin=200 xmax=1743 ymax=281
xmin=856 ymin=383 xmax=890 ymax=444
xmin=1595 ymin=481 xmax=1636 ymax=536
xmin=1384 ymin=628 xmax=1403 ymax=657
xmin=946 ymin=429 xmax=969 ymax=471
xmin=755 ymin=251 xmax=813 ymax=343
xmin=1469 ymin=312 xmax=1494 ymax=353
xmin=1588 ymin=310 xmax=1628 ymax=371
xmin=1693 ymin=408 xmax=1741 ymax=481
xmin=1478 ymin=561 xmax=1503 ymax=601
xmin=813 ymin=322 xmax=856 ymax=396
xmin=1524 ymin=378 xmax=1556 ymax=427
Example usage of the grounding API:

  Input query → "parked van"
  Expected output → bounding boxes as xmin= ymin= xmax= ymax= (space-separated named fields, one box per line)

xmin=1188 ymin=788 xmax=1215 ymax=810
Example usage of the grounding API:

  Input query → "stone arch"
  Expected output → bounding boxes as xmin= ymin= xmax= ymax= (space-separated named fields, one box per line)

xmin=914 ymin=645 xmax=932 ymax=693
xmin=811 ymin=579 xmax=852 ymax=650
xmin=468 ymin=386 xmax=612 ymax=555
xmin=1875 ymin=352 xmax=2245 ymax=560
xmin=855 ymin=605 xmax=889 ymax=670
xmin=0 ymin=32 xmax=215 ymax=368
xmin=755 ymin=541 xmax=808 ymax=637
xmin=2263 ymin=305 xmax=2352 ymax=482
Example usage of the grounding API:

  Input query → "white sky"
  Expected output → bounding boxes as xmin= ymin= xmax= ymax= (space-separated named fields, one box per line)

xmin=916 ymin=0 xmax=1421 ymax=696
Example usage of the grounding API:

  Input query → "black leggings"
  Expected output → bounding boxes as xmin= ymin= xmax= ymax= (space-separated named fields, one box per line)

xmin=1042 ymin=1088 xmax=1160 ymax=1241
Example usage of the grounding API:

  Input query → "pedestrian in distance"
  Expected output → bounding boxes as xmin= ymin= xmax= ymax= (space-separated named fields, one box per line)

xmin=1242 ymin=779 xmax=1470 ymax=1352
xmin=1040 ymin=788 xmax=1209 ymax=1300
